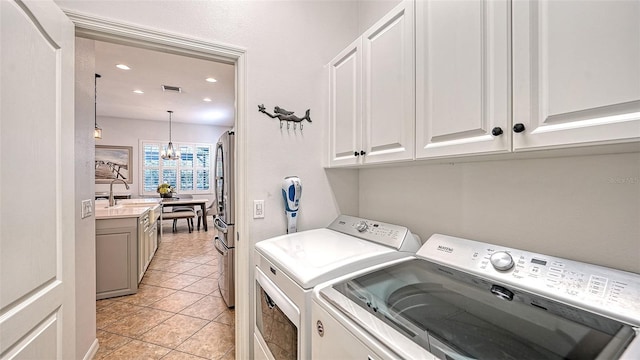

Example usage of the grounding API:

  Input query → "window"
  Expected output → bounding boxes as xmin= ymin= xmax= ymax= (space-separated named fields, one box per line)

xmin=141 ymin=141 xmax=213 ymax=195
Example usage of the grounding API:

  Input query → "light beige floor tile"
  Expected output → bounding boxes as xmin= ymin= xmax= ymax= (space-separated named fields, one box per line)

xmin=176 ymin=321 xmax=234 ymax=359
xmin=179 ymin=295 xmax=229 ymax=321
xmin=182 ymin=277 xmax=218 ymax=295
xmin=139 ymin=314 xmax=209 ymax=349
xmin=96 ymin=299 xmax=116 ymax=310
xmin=103 ymin=307 xmax=173 ymax=338
xmin=214 ymin=309 xmax=235 ymax=327
xmin=159 ymin=274 xmax=202 ymax=290
xmin=117 ymin=284 xmax=176 ymax=306
xmin=149 ymin=291 xmax=205 ymax=312
xmin=186 ymin=254 xmax=217 ymax=264
xmin=141 ymin=269 xmax=179 ymax=286
xmin=162 ymin=350 xmax=209 ymax=360
xmin=96 ymin=302 xmax=145 ymax=329
xmin=147 ymin=258 xmax=180 ymax=271
xmin=219 ymin=347 xmax=235 ymax=360
xmin=94 ymin=330 xmax=132 ymax=358
xmin=101 ymin=339 xmax=170 ymax=360
xmin=163 ymin=261 xmax=201 ymax=274
xmin=183 ymin=264 xmax=216 ymax=277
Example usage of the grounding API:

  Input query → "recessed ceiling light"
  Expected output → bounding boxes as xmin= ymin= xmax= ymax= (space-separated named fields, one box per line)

xmin=203 ymin=98 xmax=212 ymax=102
xmin=116 ymin=64 xmax=131 ymax=70
xmin=205 ymin=77 xmax=217 ymax=83
xmin=133 ymin=90 xmax=144 ymax=94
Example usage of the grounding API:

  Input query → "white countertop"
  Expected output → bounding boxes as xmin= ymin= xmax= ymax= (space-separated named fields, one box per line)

xmin=95 ymin=199 xmax=160 ymax=220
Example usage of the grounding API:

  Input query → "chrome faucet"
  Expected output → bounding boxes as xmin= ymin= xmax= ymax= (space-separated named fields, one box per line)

xmin=109 ymin=178 xmax=130 ymax=206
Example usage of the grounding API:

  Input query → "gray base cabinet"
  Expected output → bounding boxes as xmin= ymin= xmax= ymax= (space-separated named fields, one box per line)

xmin=96 ymin=217 xmax=138 ymax=300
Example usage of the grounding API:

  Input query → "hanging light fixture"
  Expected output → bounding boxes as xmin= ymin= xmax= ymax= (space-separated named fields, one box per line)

xmin=160 ymin=110 xmax=181 ymax=160
xmin=94 ymin=73 xmax=103 ymax=139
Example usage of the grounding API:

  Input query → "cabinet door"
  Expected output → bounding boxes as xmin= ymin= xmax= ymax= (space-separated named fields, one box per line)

xmin=148 ymin=222 xmax=158 ymax=266
xmin=362 ymin=0 xmax=415 ymax=164
xmin=138 ymin=217 xmax=146 ymax=283
xmin=513 ymin=0 xmax=640 ymax=150
xmin=328 ymin=38 xmax=362 ymax=167
xmin=96 ymin=229 xmax=137 ymax=299
xmin=415 ymin=0 xmax=510 ymax=159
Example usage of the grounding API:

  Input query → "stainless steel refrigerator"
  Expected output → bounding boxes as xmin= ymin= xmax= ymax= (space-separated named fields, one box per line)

xmin=213 ymin=130 xmax=235 ymax=308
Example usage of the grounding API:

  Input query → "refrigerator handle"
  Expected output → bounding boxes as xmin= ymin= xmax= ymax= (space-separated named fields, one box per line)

xmin=214 ymin=237 xmax=227 ymax=255
xmin=214 ymin=217 xmax=228 ymax=233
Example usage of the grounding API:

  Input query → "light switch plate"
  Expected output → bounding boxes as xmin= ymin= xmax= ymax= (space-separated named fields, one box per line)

xmin=253 ymin=200 xmax=264 ymax=219
xmin=81 ymin=199 xmax=93 ymax=219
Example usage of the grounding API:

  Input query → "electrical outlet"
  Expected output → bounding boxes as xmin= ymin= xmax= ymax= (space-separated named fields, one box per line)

xmin=81 ymin=199 xmax=93 ymax=219
xmin=253 ymin=200 xmax=265 ymax=219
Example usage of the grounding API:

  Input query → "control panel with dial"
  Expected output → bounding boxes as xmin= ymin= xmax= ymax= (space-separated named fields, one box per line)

xmin=328 ymin=215 xmax=415 ymax=251
xmin=418 ymin=234 xmax=640 ymax=326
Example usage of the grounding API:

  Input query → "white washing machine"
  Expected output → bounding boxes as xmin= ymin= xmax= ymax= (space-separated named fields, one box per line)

xmin=312 ymin=234 xmax=640 ymax=359
xmin=253 ymin=215 xmax=421 ymax=360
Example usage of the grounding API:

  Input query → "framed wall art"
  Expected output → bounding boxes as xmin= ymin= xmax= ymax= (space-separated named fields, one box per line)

xmin=95 ymin=145 xmax=133 ymax=184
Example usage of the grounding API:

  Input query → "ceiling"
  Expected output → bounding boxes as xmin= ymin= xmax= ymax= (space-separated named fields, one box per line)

xmin=94 ymin=40 xmax=235 ymax=127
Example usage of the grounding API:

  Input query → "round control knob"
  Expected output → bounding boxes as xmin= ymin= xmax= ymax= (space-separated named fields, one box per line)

xmin=490 ymin=251 xmax=514 ymax=271
xmin=355 ymin=221 xmax=368 ymax=232
xmin=513 ymin=123 xmax=526 ymax=133
xmin=491 ymin=127 xmax=503 ymax=136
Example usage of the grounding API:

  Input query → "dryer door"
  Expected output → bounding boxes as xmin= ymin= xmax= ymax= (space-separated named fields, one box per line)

xmin=255 ymin=267 xmax=300 ymax=360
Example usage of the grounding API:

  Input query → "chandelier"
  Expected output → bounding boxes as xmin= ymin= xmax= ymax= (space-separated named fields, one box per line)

xmin=160 ymin=110 xmax=181 ymax=160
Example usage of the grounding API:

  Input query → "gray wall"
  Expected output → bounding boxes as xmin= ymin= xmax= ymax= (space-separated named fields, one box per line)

xmin=359 ymin=152 xmax=640 ymax=273
xmin=74 ymin=37 xmax=97 ymax=358
xmin=94 ymin=114 xmax=230 ymax=200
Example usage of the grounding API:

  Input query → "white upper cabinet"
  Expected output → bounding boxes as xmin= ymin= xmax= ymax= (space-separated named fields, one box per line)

xmin=416 ymin=0 xmax=510 ymax=159
xmin=328 ymin=38 xmax=362 ymax=167
xmin=328 ymin=1 xmax=414 ymax=167
xmin=362 ymin=0 xmax=415 ymax=164
xmin=512 ymin=0 xmax=640 ymax=151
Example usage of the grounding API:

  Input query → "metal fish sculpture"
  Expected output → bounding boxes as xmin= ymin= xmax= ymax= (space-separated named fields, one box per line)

xmin=258 ymin=104 xmax=311 ymax=130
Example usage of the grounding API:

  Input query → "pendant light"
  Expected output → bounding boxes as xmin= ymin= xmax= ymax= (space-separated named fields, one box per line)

xmin=94 ymin=73 xmax=103 ymax=139
xmin=160 ymin=110 xmax=181 ymax=160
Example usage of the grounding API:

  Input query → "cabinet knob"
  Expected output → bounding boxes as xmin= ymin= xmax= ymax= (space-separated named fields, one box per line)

xmin=491 ymin=127 xmax=503 ymax=136
xmin=513 ymin=123 xmax=526 ymax=133
xmin=360 ymin=150 xmax=366 ymax=156
xmin=354 ymin=151 xmax=359 ymax=157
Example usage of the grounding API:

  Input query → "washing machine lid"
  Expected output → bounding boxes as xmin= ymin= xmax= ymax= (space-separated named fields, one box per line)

xmin=317 ymin=234 xmax=640 ymax=360
xmin=255 ymin=228 xmax=410 ymax=289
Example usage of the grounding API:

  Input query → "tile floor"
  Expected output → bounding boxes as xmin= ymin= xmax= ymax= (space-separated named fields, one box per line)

xmin=95 ymin=219 xmax=235 ymax=360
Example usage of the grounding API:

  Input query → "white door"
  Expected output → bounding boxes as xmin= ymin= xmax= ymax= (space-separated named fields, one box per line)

xmin=362 ymin=0 xmax=415 ymax=164
xmin=1 ymin=0 xmax=76 ymax=358
xmin=328 ymin=38 xmax=362 ymax=167
xmin=513 ymin=0 xmax=640 ymax=151
xmin=415 ymin=0 xmax=510 ymax=159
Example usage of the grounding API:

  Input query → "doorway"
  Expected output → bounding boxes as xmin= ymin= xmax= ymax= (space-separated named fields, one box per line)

xmin=69 ymin=11 xmax=249 ymax=359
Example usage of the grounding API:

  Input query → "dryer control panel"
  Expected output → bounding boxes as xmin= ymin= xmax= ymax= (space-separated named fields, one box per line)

xmin=418 ymin=234 xmax=640 ymax=326
xmin=328 ymin=215 xmax=421 ymax=252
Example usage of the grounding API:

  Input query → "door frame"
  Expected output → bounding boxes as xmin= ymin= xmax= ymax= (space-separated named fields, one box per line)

xmin=64 ymin=10 xmax=250 ymax=359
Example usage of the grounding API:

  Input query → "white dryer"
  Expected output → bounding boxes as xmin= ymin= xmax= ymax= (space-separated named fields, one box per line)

xmin=253 ymin=215 xmax=421 ymax=360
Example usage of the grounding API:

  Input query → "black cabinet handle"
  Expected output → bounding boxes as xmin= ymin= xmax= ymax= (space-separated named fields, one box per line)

xmin=360 ymin=150 xmax=366 ymax=156
xmin=354 ymin=151 xmax=359 ymax=157
xmin=513 ymin=123 xmax=526 ymax=133
xmin=491 ymin=127 xmax=503 ymax=136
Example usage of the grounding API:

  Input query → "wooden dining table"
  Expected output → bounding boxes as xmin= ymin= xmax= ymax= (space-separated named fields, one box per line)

xmin=161 ymin=196 xmax=209 ymax=231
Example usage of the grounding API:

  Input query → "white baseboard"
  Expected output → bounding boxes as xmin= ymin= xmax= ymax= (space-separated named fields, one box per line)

xmin=83 ymin=338 xmax=99 ymax=360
